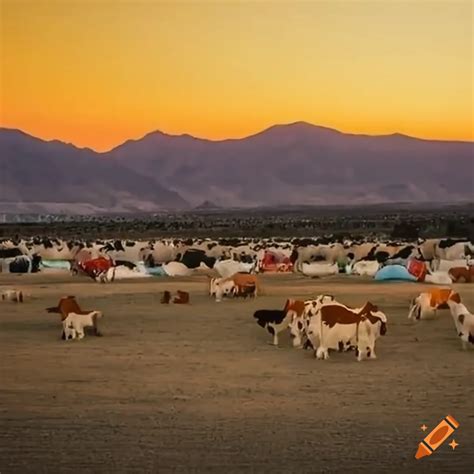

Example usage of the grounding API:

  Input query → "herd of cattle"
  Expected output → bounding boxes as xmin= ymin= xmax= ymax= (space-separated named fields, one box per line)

xmin=2 ymin=282 xmax=472 ymax=360
xmin=1 ymin=235 xmax=473 ymax=358
xmin=1 ymin=236 xmax=474 ymax=283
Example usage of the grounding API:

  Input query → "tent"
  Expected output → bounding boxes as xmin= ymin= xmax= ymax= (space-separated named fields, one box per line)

xmin=40 ymin=260 xmax=71 ymax=271
xmin=260 ymin=251 xmax=293 ymax=273
xmin=407 ymin=259 xmax=427 ymax=282
xmin=374 ymin=265 xmax=417 ymax=282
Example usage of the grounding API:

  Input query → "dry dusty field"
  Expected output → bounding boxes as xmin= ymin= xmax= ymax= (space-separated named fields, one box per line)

xmin=1 ymin=272 xmax=473 ymax=474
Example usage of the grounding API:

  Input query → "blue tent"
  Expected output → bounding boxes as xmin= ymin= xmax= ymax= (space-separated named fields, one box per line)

xmin=40 ymin=260 xmax=71 ymax=270
xmin=374 ymin=265 xmax=417 ymax=282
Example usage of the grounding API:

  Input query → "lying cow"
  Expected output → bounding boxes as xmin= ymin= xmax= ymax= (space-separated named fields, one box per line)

xmin=63 ymin=311 xmax=104 ymax=340
xmin=173 ymin=290 xmax=189 ymax=304
xmin=447 ymin=300 xmax=474 ymax=350
xmin=1 ymin=289 xmax=24 ymax=303
xmin=46 ymin=296 xmax=103 ymax=338
xmin=408 ymin=288 xmax=461 ymax=321
xmin=448 ymin=266 xmax=474 ymax=283
xmin=307 ymin=302 xmax=387 ymax=361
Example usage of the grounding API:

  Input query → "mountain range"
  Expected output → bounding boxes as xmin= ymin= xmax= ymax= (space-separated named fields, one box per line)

xmin=1 ymin=122 xmax=473 ymax=213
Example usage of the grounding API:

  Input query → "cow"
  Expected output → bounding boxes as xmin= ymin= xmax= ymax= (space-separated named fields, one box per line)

xmin=62 ymin=311 xmax=103 ymax=340
xmin=2 ymin=255 xmax=42 ymax=273
xmin=253 ymin=309 xmax=290 ymax=346
xmin=161 ymin=291 xmax=171 ymax=304
xmin=446 ymin=300 xmax=474 ymax=349
xmin=288 ymin=294 xmax=337 ymax=348
xmin=173 ymin=291 xmax=189 ymax=304
xmin=46 ymin=296 xmax=103 ymax=338
xmin=214 ymin=273 xmax=260 ymax=302
xmin=307 ymin=302 xmax=387 ymax=361
xmin=179 ymin=249 xmax=216 ymax=270
xmin=347 ymin=260 xmax=380 ymax=276
xmin=1 ymin=289 xmax=24 ymax=303
xmin=448 ymin=266 xmax=474 ymax=283
xmin=408 ymin=288 xmax=461 ymax=321
xmin=234 ymin=283 xmax=257 ymax=299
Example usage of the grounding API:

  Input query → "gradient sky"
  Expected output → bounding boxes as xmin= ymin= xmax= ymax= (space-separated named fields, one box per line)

xmin=1 ymin=0 xmax=473 ymax=151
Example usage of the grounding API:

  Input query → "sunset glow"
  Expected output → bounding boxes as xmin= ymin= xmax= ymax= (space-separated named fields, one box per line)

xmin=1 ymin=0 xmax=473 ymax=151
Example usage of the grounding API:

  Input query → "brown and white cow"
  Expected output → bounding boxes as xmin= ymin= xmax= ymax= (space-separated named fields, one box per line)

xmin=307 ymin=302 xmax=387 ymax=361
xmin=46 ymin=296 xmax=103 ymax=338
xmin=408 ymin=288 xmax=461 ymax=321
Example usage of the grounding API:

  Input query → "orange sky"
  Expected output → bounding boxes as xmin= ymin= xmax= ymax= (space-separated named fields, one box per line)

xmin=1 ymin=0 xmax=473 ymax=151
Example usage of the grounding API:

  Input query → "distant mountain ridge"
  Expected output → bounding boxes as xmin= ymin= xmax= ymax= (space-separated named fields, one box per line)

xmin=1 ymin=122 xmax=473 ymax=213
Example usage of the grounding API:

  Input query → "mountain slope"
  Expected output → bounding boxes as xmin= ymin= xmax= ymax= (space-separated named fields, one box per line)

xmin=1 ymin=122 xmax=473 ymax=212
xmin=109 ymin=122 xmax=474 ymax=206
xmin=0 ymin=129 xmax=188 ymax=213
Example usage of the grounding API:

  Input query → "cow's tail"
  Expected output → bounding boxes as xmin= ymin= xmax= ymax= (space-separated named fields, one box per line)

xmin=18 ymin=291 xmax=23 ymax=303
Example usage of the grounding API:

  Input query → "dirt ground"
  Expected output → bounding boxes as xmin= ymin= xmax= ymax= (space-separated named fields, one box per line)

xmin=1 ymin=272 xmax=473 ymax=474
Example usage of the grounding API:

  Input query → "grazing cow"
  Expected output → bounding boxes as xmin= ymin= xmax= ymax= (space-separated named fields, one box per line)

xmin=173 ymin=290 xmax=189 ymax=304
xmin=161 ymin=291 xmax=171 ymax=304
xmin=46 ymin=296 xmax=102 ymax=338
xmin=1 ymin=289 xmax=24 ymax=303
xmin=234 ymin=283 xmax=257 ymax=299
xmin=62 ymin=311 xmax=103 ymax=340
xmin=448 ymin=266 xmax=474 ymax=283
xmin=408 ymin=288 xmax=461 ymax=321
xmin=307 ymin=302 xmax=387 ymax=361
xmin=253 ymin=309 xmax=290 ymax=346
xmin=447 ymin=300 xmax=474 ymax=349
xmin=214 ymin=273 xmax=260 ymax=302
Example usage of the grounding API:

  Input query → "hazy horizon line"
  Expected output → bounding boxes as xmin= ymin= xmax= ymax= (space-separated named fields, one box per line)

xmin=1 ymin=120 xmax=473 ymax=153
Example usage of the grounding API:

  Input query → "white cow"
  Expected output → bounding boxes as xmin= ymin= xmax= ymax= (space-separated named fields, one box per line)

xmin=214 ymin=259 xmax=255 ymax=279
xmin=301 ymin=262 xmax=339 ymax=277
xmin=348 ymin=261 xmax=380 ymax=277
xmin=62 ymin=310 xmax=103 ymax=340
xmin=447 ymin=300 xmax=474 ymax=350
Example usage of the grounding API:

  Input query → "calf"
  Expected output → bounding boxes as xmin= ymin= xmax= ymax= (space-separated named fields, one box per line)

xmin=1 ymin=289 xmax=24 ymax=303
xmin=63 ymin=311 xmax=103 ymax=340
xmin=173 ymin=290 xmax=189 ymax=304
xmin=408 ymin=288 xmax=461 ymax=321
xmin=447 ymin=300 xmax=474 ymax=349
xmin=46 ymin=296 xmax=102 ymax=338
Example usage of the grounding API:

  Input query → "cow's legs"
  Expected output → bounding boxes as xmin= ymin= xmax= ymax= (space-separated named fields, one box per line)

xmin=316 ymin=346 xmax=329 ymax=360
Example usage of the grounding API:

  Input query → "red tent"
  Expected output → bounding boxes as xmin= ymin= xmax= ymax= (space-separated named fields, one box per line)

xmin=407 ymin=259 xmax=427 ymax=282
xmin=260 ymin=251 xmax=293 ymax=273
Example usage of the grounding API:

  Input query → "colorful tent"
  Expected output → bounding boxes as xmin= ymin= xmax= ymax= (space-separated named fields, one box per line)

xmin=407 ymin=259 xmax=427 ymax=281
xmin=374 ymin=265 xmax=417 ymax=282
xmin=260 ymin=251 xmax=293 ymax=273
